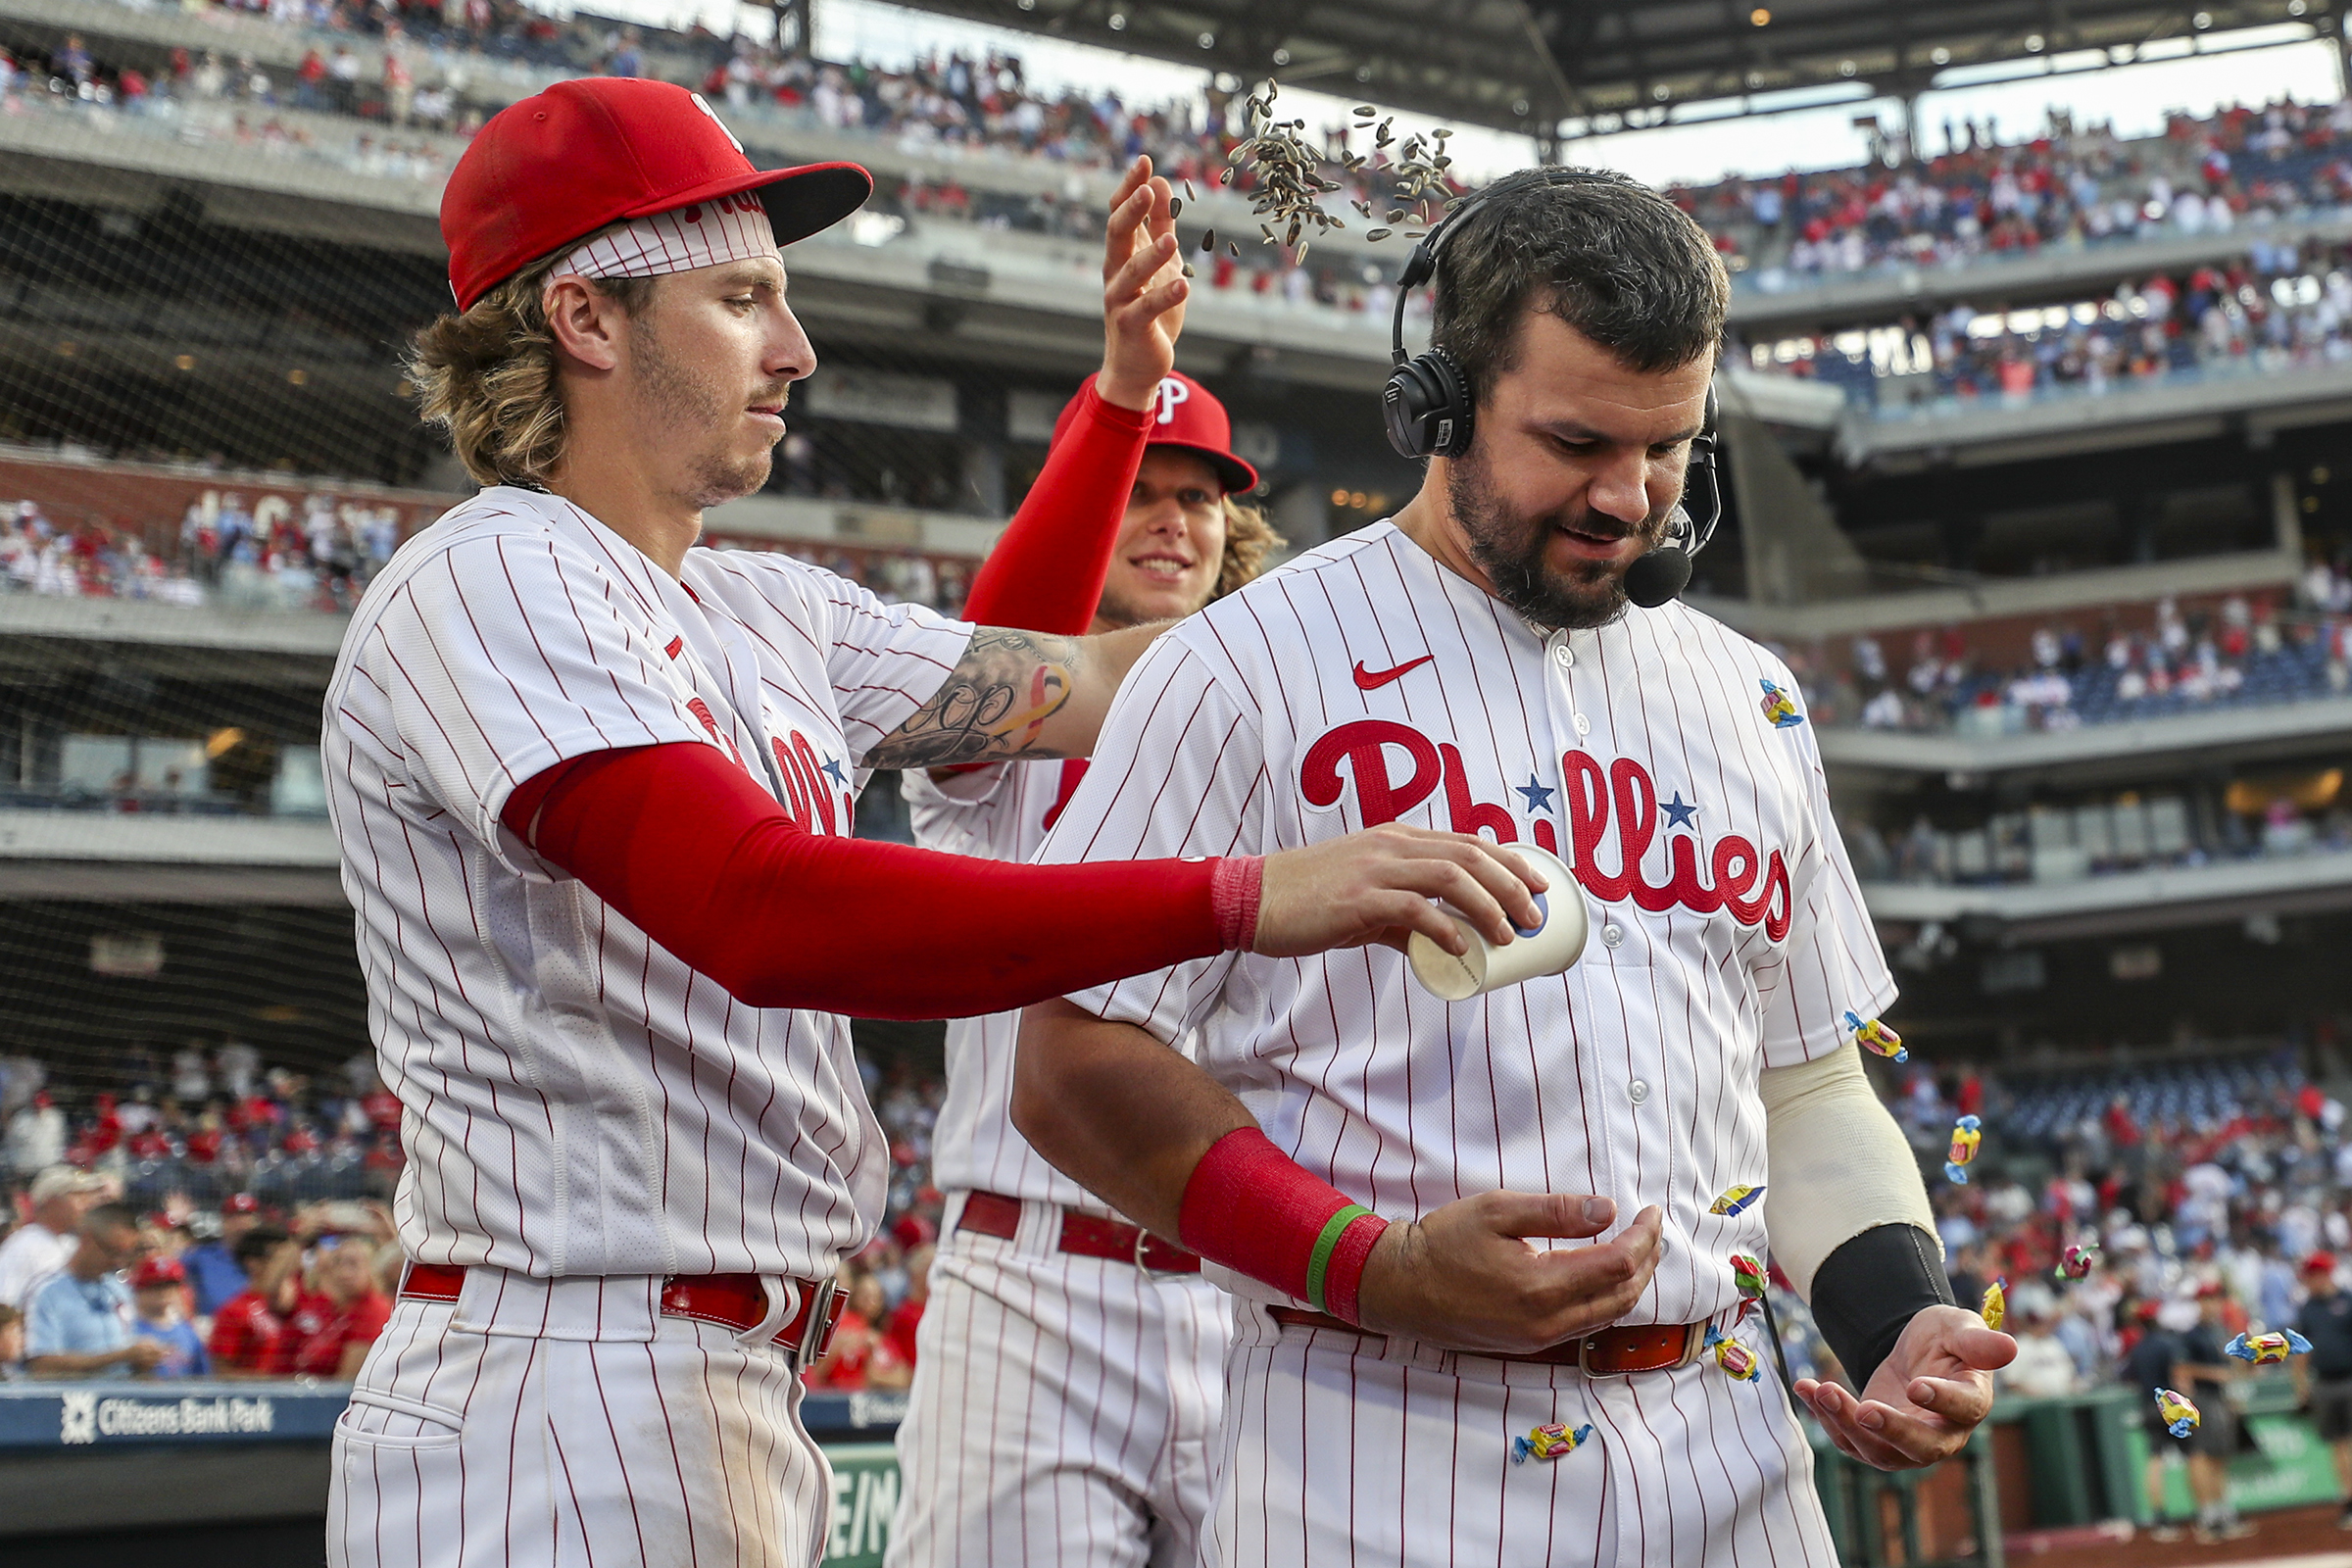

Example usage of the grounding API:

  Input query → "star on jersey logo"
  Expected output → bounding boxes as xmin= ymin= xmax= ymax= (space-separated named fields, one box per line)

xmin=1515 ymin=774 xmax=1556 ymax=812
xmin=1662 ymin=792 xmax=1699 ymax=830
xmin=819 ymin=755 xmax=849 ymax=789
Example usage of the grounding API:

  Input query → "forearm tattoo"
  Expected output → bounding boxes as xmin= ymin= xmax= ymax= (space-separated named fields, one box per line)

xmin=864 ymin=628 xmax=1085 ymax=769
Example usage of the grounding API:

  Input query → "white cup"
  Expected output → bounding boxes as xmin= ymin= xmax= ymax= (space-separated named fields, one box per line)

xmin=1405 ymin=844 xmax=1589 ymax=1002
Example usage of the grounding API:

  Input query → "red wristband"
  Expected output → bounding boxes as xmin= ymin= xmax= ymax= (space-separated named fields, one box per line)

xmin=1210 ymin=856 xmax=1264 ymax=951
xmin=1177 ymin=1127 xmax=1388 ymax=1323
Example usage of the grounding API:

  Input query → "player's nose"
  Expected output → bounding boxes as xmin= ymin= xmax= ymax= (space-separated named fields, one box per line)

xmin=1588 ymin=452 xmax=1651 ymax=527
xmin=765 ymin=297 xmax=817 ymax=384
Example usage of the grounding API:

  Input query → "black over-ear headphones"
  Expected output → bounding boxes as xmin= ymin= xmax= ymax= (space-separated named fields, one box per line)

xmin=1380 ymin=180 xmax=1724 ymax=609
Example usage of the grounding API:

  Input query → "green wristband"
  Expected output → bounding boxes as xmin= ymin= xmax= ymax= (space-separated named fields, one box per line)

xmin=1304 ymin=1203 xmax=1372 ymax=1313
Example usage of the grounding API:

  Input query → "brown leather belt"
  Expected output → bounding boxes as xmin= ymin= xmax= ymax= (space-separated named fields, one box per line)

xmin=400 ymin=1262 xmax=845 ymax=1370
xmin=957 ymin=1190 xmax=1201 ymax=1274
xmin=1268 ymin=1306 xmax=1706 ymax=1376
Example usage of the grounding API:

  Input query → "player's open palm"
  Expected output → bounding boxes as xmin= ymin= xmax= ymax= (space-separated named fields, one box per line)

xmin=1353 ymin=1192 xmax=1665 ymax=1354
xmin=1254 ymin=823 xmax=1546 ymax=958
xmin=1097 ymin=155 xmax=1188 ymax=410
xmin=1795 ymin=1304 xmax=2015 ymax=1470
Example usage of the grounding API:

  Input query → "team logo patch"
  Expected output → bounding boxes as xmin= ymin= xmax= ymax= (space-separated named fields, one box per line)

xmin=1758 ymin=680 xmax=1804 ymax=728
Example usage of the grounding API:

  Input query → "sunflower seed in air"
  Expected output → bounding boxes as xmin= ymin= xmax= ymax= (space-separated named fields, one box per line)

xmin=1365 ymin=227 xmax=1392 ymax=241
xmin=1200 ymin=229 xmax=1215 ymax=252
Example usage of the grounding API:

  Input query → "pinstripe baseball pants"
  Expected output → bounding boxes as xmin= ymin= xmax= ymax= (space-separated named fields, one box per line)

xmin=888 ymin=1210 xmax=1232 ymax=1568
xmin=1205 ymin=1301 xmax=1840 ymax=1567
xmin=328 ymin=1273 xmax=834 ymax=1568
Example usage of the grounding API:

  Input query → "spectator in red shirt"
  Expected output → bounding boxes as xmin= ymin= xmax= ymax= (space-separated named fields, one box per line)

xmin=291 ymin=1241 xmax=390 ymax=1381
xmin=885 ymin=1244 xmax=930 ymax=1369
xmin=804 ymin=1274 xmax=909 ymax=1391
xmin=208 ymin=1225 xmax=300 ymax=1378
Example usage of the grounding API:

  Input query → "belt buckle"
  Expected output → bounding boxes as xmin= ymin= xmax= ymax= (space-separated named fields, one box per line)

xmin=789 ymin=1276 xmax=840 ymax=1374
xmin=1574 ymin=1333 xmax=1616 ymax=1377
xmin=1133 ymin=1226 xmax=1175 ymax=1277
xmin=1676 ymin=1320 xmax=1706 ymax=1370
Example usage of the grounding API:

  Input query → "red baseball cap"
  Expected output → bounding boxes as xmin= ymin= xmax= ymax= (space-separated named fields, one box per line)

xmin=221 ymin=1193 xmax=261 ymax=1216
xmin=129 ymin=1255 xmax=186 ymax=1289
xmin=2307 ymin=1251 xmax=2338 ymax=1274
xmin=1054 ymin=370 xmax=1258 ymax=494
xmin=441 ymin=77 xmax=872 ymax=312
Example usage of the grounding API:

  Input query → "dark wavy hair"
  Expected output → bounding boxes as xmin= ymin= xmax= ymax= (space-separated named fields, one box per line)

xmin=1429 ymin=167 xmax=1729 ymax=407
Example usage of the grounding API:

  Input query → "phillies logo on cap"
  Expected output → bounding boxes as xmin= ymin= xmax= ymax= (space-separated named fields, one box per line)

xmin=688 ymin=90 xmax=744 ymax=154
xmin=1152 ymin=377 xmax=1191 ymax=425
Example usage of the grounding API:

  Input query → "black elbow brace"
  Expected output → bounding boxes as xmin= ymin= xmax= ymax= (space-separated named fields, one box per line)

xmin=1809 ymin=1222 xmax=1954 ymax=1389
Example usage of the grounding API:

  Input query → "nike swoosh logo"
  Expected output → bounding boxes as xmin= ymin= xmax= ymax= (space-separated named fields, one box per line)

xmin=1353 ymin=655 xmax=1435 ymax=691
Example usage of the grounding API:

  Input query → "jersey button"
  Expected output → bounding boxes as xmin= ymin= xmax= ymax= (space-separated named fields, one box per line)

xmin=1573 ymin=713 xmax=1592 ymax=736
xmin=1629 ymin=1079 xmax=1650 ymax=1105
xmin=1601 ymin=923 xmax=1625 ymax=949
xmin=1553 ymin=644 xmax=1575 ymax=668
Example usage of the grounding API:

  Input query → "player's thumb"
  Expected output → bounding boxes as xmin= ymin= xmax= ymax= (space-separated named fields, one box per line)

xmin=1485 ymin=1191 xmax=1617 ymax=1241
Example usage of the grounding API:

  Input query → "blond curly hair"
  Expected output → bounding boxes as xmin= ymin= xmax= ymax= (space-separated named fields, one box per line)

xmin=404 ymin=225 xmax=655 ymax=488
xmin=1214 ymin=495 xmax=1284 ymax=600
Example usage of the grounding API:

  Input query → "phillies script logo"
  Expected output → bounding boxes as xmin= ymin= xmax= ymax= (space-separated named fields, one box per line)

xmin=770 ymin=729 xmax=851 ymax=837
xmin=1299 ymin=719 xmax=1792 ymax=940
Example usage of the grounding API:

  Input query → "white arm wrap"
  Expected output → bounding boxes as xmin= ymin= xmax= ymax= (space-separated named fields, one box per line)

xmin=1760 ymin=1043 xmax=1937 ymax=1302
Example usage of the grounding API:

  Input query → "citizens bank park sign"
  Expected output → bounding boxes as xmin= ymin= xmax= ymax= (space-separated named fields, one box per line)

xmin=0 ymin=1382 xmax=346 ymax=1448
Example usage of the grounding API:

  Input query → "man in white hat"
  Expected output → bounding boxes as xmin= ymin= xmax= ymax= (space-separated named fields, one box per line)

xmin=0 ymin=1165 xmax=109 ymax=1308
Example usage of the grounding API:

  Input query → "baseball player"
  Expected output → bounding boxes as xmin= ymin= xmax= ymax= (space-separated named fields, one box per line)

xmin=890 ymin=337 xmax=1279 ymax=1562
xmin=320 ymin=78 xmax=1542 ymax=1568
xmin=1016 ymin=168 xmax=2015 ymax=1565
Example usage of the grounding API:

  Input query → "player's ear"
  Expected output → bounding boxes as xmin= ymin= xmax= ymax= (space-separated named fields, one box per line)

xmin=543 ymin=276 xmax=625 ymax=374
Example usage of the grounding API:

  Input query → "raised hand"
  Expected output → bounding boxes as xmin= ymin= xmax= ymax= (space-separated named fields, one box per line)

xmin=1096 ymin=155 xmax=1188 ymax=412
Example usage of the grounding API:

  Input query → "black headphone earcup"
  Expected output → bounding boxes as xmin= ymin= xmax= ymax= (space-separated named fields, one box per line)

xmin=1381 ymin=351 xmax=1474 ymax=460
xmin=1622 ymin=547 xmax=1692 ymax=610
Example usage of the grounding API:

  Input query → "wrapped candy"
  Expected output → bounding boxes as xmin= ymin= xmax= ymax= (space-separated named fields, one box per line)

xmin=1710 ymin=1185 xmax=1764 ymax=1217
xmin=1512 ymin=1422 xmax=1596 ymax=1464
xmin=1943 ymin=1115 xmax=1983 ymax=1184
xmin=2054 ymin=1244 xmax=2098 ymax=1282
xmin=1758 ymin=680 xmax=1804 ymax=728
xmin=2153 ymin=1387 xmax=2201 ymax=1439
xmin=1980 ymin=1278 xmax=2007 ymax=1332
xmin=1843 ymin=1010 xmax=1907 ymax=1062
xmin=1730 ymin=1254 xmax=1766 ymax=1300
xmin=2225 ymin=1329 xmax=2315 ymax=1366
xmin=1705 ymin=1326 xmax=1761 ymax=1382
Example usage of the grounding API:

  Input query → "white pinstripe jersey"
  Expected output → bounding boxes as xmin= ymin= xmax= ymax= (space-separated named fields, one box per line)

xmin=322 ymin=486 xmax=972 ymax=1282
xmin=1047 ymin=521 xmax=1892 ymax=1327
xmin=903 ymin=758 xmax=1120 ymax=1212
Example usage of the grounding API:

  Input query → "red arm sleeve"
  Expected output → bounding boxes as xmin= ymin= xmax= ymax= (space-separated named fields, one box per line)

xmin=503 ymin=743 xmax=1256 ymax=1020
xmin=957 ymin=377 xmax=1149 ymax=635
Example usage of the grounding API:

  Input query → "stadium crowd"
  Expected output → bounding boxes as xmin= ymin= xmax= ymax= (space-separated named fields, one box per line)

xmin=1796 ymin=588 xmax=2352 ymax=734
xmin=0 ymin=1039 xmax=944 ymax=1390
xmin=28 ymin=0 xmax=2352 ymax=353
xmin=1697 ymin=99 xmax=2352 ymax=287
xmin=1879 ymin=1038 xmax=2352 ymax=1537
xmin=0 ymin=492 xmax=401 ymax=612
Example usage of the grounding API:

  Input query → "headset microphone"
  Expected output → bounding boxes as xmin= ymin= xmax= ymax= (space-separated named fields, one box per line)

xmin=1382 ymin=174 xmax=1725 ymax=608
xmin=1622 ymin=537 xmax=1693 ymax=611
xmin=1622 ymin=381 xmax=1722 ymax=609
